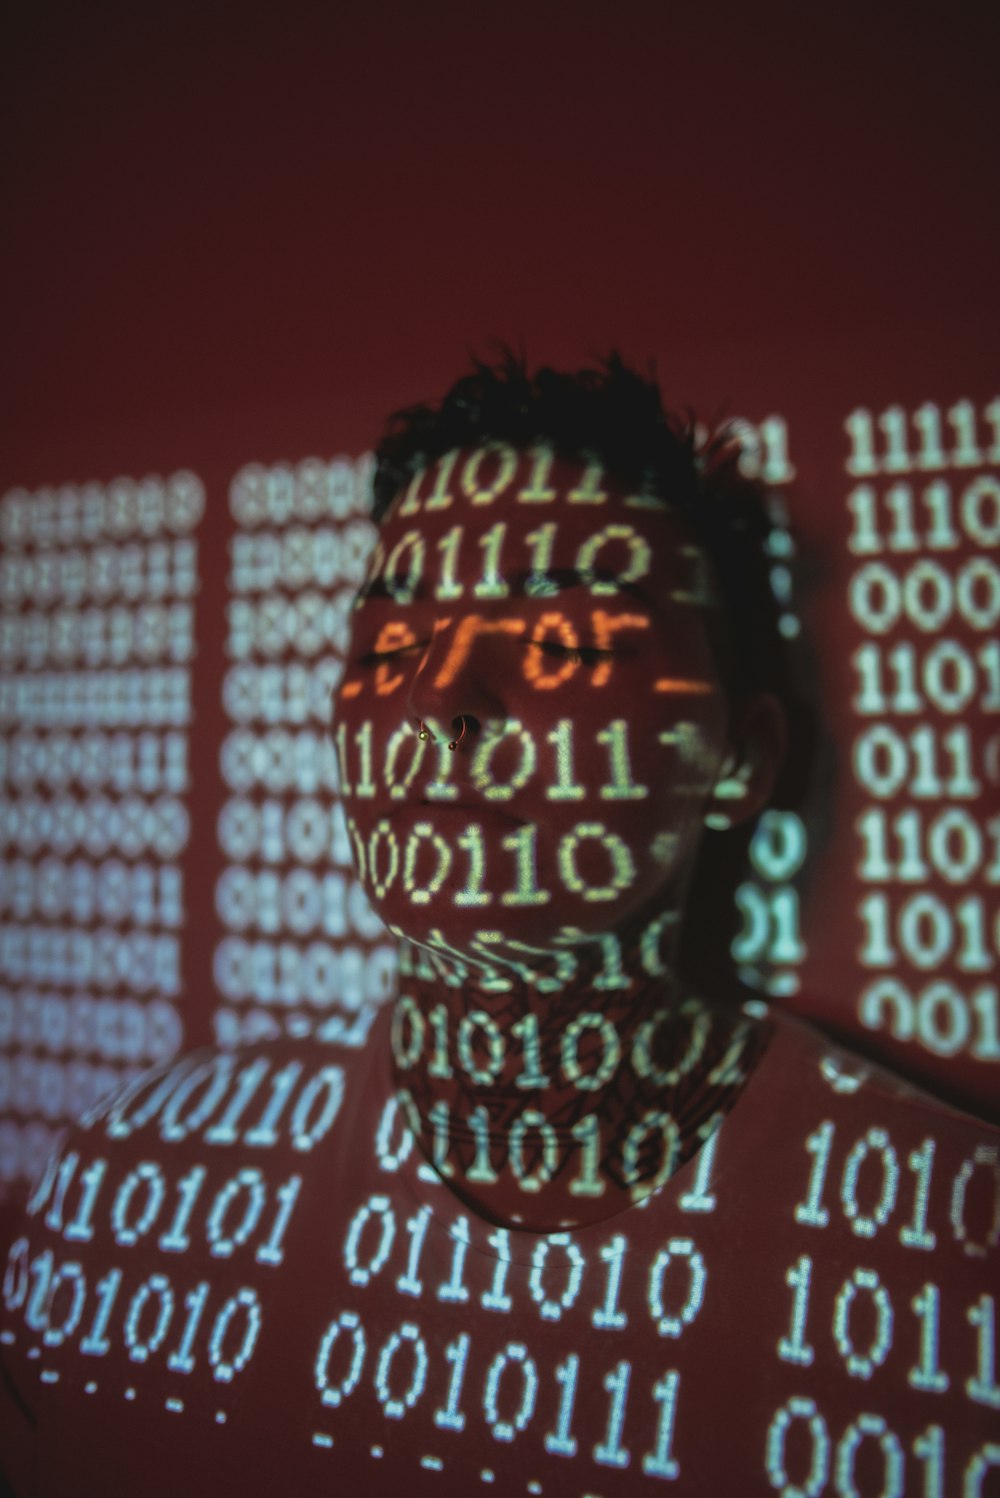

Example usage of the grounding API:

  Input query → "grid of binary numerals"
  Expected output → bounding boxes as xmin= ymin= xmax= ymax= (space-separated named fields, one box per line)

xmin=213 ymin=456 xmax=397 ymax=1052
xmin=8 ymin=1022 xmax=998 ymax=1490
xmin=846 ymin=397 xmax=1000 ymax=1068
xmin=719 ymin=416 xmax=811 ymax=1000
xmin=0 ymin=475 xmax=204 ymax=1188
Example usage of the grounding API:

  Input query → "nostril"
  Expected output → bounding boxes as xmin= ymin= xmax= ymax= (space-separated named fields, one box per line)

xmin=447 ymin=713 xmax=481 ymax=751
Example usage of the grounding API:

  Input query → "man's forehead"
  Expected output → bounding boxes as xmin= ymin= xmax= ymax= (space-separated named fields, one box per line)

xmin=366 ymin=442 xmax=718 ymax=610
xmin=385 ymin=442 xmax=672 ymax=521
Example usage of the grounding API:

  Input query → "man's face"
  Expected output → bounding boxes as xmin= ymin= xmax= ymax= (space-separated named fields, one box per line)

xmin=333 ymin=444 xmax=731 ymax=964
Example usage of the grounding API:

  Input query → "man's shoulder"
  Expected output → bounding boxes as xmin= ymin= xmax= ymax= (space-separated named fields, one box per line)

xmin=5 ymin=1002 xmax=390 ymax=1281
xmin=769 ymin=1002 xmax=999 ymax=1132
xmin=69 ymin=1003 xmax=384 ymax=1159
xmin=0 ymin=1006 xmax=394 ymax=1497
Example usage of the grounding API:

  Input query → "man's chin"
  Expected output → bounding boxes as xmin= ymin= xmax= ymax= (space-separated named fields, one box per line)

xmin=366 ymin=892 xmax=658 ymax=987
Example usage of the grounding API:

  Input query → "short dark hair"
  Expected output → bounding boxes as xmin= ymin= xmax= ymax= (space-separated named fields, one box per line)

xmin=372 ymin=348 xmax=788 ymax=704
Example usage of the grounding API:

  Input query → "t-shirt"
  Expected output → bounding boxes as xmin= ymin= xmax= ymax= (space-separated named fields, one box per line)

xmin=1 ymin=1000 xmax=998 ymax=1498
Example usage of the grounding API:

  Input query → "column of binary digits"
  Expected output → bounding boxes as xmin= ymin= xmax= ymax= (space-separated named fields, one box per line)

xmin=337 ymin=352 xmax=787 ymax=1231
xmin=1 ymin=351 xmax=997 ymax=1498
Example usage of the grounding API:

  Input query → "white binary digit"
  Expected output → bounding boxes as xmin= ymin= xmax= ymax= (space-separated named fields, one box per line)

xmin=396 ymin=1207 xmax=431 ymax=1298
xmin=42 ymin=1261 xmax=86 ymax=1348
xmin=501 ymin=825 xmax=550 ymax=907
xmin=112 ymin=1162 xmax=166 ymax=1247
xmin=879 ymin=405 xmax=912 ymax=472
xmin=832 ymin=1268 xmax=894 ymax=1380
xmin=560 ymin=1013 xmax=620 ymax=1091
xmin=911 ymin=1424 xmax=945 ymax=1498
xmin=163 ymin=1282 xmax=211 ymax=1372
xmin=845 ymin=411 xmax=879 ymax=477
xmin=458 ymin=1011 xmax=504 ymax=1085
xmin=885 ymin=484 xmax=920 ymax=550
xmin=483 ymin=1343 xmax=538 ymax=1442
xmin=43 ymin=1152 xmax=79 ymax=1233
xmin=434 ymin=1332 xmax=470 ymax=1430
xmin=438 ymin=1216 xmax=471 ymax=1303
xmin=466 ymin=1105 xmax=501 ymax=1185
xmin=911 ymin=407 xmax=949 ymax=474
xmin=314 ymin=1311 xmax=366 ymax=1408
xmin=642 ymin=1370 xmax=682 ymax=1480
xmin=795 ymin=1121 xmax=834 ymax=1227
xmin=22 ymin=1250 xmax=53 ymax=1333
xmin=597 ymin=720 xmax=648 ymax=800
xmin=124 ymin=1274 xmax=173 ymax=1363
xmin=344 ymin=1196 xmax=395 ymax=1287
xmin=593 ymin=1359 xmax=631 ymax=1469
xmin=678 ymin=1121 xmax=720 ymax=1213
xmin=481 ymin=1229 xmax=513 ymax=1312
xmin=777 ymin=1255 xmax=815 ymax=1367
xmin=967 ymin=1296 xmax=1000 ymax=1408
xmin=589 ymin=1234 xmax=628 ymax=1330
xmin=840 ymin=1127 xmax=899 ymax=1238
xmin=909 ymin=1283 xmax=949 ymax=1393
xmin=254 ymin=1174 xmax=302 ymax=1266
xmin=948 ymin=400 xmax=987 ymax=467
xmin=528 ymin=1235 xmax=585 ymax=1322
xmin=426 ymin=1005 xmax=452 ymax=1079
xmin=899 ymin=1139 xmax=938 ymax=1250
xmin=242 ymin=1061 xmax=304 ymax=1147
xmin=848 ymin=486 xmax=882 ymax=552
xmin=454 ymin=824 xmax=491 ymax=906
xmin=568 ymin=1115 xmax=604 ymax=1198
xmin=474 ymin=520 xmax=509 ymax=597
xmin=374 ymin=1322 xmax=428 ymax=1417
xmin=158 ymin=1165 xmax=208 ymax=1253
xmin=79 ymin=1266 xmax=123 ymax=1356
xmin=835 ymin=1413 xmax=904 ymax=1498
xmin=647 ymin=1239 xmax=706 ymax=1337
xmin=509 ymin=1111 xmax=558 ymax=1193
xmin=544 ymin=1353 xmax=579 ymax=1456
xmin=765 ymin=1396 xmax=830 ymax=1496
xmin=520 ymin=450 xmax=557 ymax=506
xmin=858 ymin=893 xmax=896 ymax=967
xmin=434 ymin=525 xmax=464 ymax=600
xmin=428 ymin=1100 xmax=454 ymax=1179
xmin=545 ymin=719 xmax=585 ymax=801
xmin=428 ymin=452 xmax=464 ymax=512
xmin=63 ymin=1158 xmax=109 ymax=1243
xmin=510 ymin=1012 xmax=551 ymax=1088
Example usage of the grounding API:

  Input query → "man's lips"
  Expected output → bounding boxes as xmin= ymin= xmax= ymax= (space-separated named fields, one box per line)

xmin=386 ymin=798 xmax=528 ymax=827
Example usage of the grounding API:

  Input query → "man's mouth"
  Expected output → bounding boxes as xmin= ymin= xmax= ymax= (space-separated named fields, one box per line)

xmin=389 ymin=797 xmax=528 ymax=827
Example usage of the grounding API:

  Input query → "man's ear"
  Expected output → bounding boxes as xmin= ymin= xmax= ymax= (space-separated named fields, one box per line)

xmin=703 ymin=692 xmax=787 ymax=831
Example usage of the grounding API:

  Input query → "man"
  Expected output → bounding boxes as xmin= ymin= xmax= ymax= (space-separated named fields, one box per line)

xmin=334 ymin=350 xmax=786 ymax=1235
xmin=1 ymin=353 xmax=997 ymax=1496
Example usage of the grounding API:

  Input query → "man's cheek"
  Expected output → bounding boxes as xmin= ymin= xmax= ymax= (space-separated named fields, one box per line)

xmin=334 ymin=709 xmax=718 ymax=816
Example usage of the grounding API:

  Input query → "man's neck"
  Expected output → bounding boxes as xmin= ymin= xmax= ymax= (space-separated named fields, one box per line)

xmin=388 ymin=916 xmax=770 ymax=1232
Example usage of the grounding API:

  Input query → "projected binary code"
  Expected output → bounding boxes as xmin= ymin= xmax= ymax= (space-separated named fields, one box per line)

xmin=214 ymin=456 xmax=395 ymax=1052
xmin=0 ymin=476 xmax=202 ymax=1191
xmin=1 ymin=359 xmax=998 ymax=1498
xmin=845 ymin=400 xmax=1000 ymax=1068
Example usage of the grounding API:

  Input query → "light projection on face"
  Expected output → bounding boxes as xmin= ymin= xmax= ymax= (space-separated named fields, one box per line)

xmin=333 ymin=446 xmax=766 ymax=1230
xmin=335 ymin=445 xmax=730 ymax=959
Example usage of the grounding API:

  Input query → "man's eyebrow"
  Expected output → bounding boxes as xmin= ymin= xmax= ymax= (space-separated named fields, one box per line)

xmin=505 ymin=567 xmax=653 ymax=605
xmin=353 ymin=575 xmax=405 ymax=603
xmin=355 ymin=566 xmax=653 ymax=606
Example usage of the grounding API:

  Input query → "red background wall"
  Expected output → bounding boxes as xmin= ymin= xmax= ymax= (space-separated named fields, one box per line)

xmin=4 ymin=1 xmax=997 ymax=473
xmin=2 ymin=0 xmax=998 ymax=1222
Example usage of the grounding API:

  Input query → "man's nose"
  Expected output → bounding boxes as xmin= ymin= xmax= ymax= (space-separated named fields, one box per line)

xmin=406 ymin=613 xmax=520 ymax=741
